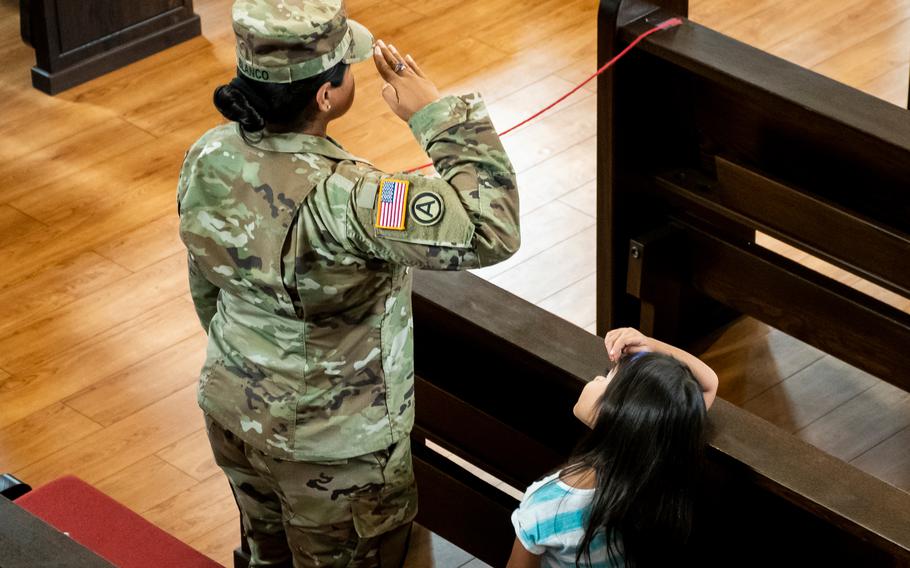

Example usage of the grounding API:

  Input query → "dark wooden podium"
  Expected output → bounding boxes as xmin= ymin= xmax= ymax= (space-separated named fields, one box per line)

xmin=20 ymin=0 xmax=201 ymax=95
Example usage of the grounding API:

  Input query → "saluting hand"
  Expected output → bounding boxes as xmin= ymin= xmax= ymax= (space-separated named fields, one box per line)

xmin=373 ymin=39 xmax=441 ymax=122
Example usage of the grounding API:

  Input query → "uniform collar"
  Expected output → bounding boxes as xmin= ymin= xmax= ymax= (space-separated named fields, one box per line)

xmin=238 ymin=124 xmax=372 ymax=164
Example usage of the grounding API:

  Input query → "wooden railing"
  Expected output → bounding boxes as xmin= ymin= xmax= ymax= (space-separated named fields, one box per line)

xmin=596 ymin=0 xmax=910 ymax=393
xmin=411 ymin=270 xmax=910 ymax=567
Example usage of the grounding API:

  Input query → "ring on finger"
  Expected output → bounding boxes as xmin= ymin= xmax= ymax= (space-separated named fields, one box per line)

xmin=394 ymin=61 xmax=407 ymax=73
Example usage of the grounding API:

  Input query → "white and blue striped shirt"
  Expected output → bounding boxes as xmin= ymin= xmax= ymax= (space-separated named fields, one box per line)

xmin=511 ymin=471 xmax=623 ymax=568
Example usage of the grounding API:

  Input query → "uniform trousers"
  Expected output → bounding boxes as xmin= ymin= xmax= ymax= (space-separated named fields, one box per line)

xmin=204 ymin=415 xmax=417 ymax=567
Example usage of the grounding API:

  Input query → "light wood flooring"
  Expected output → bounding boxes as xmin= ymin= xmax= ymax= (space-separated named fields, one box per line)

xmin=1 ymin=0 xmax=909 ymax=565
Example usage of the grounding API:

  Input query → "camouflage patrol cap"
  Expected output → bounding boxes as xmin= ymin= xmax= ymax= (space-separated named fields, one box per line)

xmin=232 ymin=0 xmax=373 ymax=83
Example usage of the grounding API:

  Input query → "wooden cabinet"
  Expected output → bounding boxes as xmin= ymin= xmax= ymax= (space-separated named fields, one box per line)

xmin=20 ymin=0 xmax=201 ymax=94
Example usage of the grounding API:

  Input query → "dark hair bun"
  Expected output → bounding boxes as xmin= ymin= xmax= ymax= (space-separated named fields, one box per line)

xmin=212 ymin=65 xmax=348 ymax=132
xmin=213 ymin=83 xmax=266 ymax=132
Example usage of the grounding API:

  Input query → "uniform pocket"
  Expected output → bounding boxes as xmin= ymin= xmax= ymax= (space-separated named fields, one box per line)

xmin=350 ymin=439 xmax=418 ymax=539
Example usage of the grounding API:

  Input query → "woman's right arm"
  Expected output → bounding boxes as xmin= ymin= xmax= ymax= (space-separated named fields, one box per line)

xmin=335 ymin=42 xmax=520 ymax=270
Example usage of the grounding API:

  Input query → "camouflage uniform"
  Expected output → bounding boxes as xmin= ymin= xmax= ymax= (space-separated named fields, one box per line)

xmin=206 ymin=416 xmax=414 ymax=567
xmin=178 ymin=1 xmax=519 ymax=566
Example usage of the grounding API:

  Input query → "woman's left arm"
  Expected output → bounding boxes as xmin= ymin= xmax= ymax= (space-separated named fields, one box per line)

xmin=506 ymin=538 xmax=542 ymax=568
xmin=186 ymin=253 xmax=220 ymax=333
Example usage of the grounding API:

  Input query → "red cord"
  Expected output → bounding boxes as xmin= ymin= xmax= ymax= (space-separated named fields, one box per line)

xmin=404 ymin=17 xmax=684 ymax=173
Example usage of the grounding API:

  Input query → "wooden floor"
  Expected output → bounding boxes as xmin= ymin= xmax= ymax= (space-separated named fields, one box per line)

xmin=1 ymin=0 xmax=909 ymax=565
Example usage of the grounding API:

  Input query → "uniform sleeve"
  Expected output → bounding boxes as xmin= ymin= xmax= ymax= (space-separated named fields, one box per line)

xmin=177 ymin=146 xmax=220 ymax=333
xmin=187 ymin=252 xmax=220 ymax=333
xmin=340 ymin=93 xmax=520 ymax=270
xmin=511 ymin=497 xmax=547 ymax=555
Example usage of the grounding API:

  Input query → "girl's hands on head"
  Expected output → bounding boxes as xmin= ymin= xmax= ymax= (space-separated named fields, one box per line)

xmin=372 ymin=39 xmax=441 ymax=122
xmin=606 ymin=327 xmax=720 ymax=409
xmin=604 ymin=327 xmax=655 ymax=362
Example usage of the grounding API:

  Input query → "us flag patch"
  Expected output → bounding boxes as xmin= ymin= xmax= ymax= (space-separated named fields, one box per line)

xmin=375 ymin=178 xmax=410 ymax=230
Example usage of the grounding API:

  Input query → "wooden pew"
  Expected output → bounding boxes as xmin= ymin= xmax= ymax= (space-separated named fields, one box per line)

xmin=411 ymin=270 xmax=910 ymax=567
xmin=411 ymin=3 xmax=910 ymax=562
xmin=596 ymin=0 xmax=910 ymax=393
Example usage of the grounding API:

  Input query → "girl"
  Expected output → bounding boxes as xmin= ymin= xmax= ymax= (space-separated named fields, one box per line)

xmin=507 ymin=328 xmax=718 ymax=568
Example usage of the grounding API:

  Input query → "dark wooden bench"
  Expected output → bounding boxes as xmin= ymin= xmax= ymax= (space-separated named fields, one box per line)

xmin=596 ymin=0 xmax=910 ymax=394
xmin=20 ymin=0 xmax=200 ymax=94
xmin=411 ymin=270 xmax=910 ymax=567
xmin=413 ymin=0 xmax=910 ymax=564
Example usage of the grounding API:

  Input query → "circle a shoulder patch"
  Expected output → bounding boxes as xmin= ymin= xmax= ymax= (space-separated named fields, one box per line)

xmin=410 ymin=191 xmax=444 ymax=226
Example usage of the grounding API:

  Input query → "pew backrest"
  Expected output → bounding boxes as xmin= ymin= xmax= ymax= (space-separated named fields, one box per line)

xmin=412 ymin=270 xmax=910 ymax=567
xmin=596 ymin=0 xmax=910 ymax=391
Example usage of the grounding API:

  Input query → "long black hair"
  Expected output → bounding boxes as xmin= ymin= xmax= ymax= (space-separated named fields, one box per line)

xmin=213 ymin=63 xmax=349 ymax=132
xmin=565 ymin=352 xmax=707 ymax=567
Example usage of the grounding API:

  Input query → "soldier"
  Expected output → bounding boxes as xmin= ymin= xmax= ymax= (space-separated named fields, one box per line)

xmin=177 ymin=0 xmax=520 ymax=566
